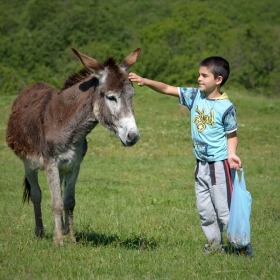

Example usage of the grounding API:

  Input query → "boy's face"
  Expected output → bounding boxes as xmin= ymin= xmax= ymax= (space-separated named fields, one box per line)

xmin=198 ymin=66 xmax=222 ymax=95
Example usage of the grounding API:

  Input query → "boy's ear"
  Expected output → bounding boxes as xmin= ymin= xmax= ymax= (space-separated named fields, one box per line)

xmin=216 ymin=76 xmax=223 ymax=85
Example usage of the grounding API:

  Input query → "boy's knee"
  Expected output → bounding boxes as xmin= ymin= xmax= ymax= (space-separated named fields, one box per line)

xmin=200 ymin=214 xmax=216 ymax=227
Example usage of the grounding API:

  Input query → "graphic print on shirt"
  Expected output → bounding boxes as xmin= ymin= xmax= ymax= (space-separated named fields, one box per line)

xmin=192 ymin=138 xmax=210 ymax=159
xmin=192 ymin=105 xmax=215 ymax=133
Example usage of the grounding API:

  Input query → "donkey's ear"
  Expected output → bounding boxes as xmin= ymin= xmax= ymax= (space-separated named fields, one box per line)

xmin=119 ymin=47 xmax=141 ymax=73
xmin=71 ymin=48 xmax=105 ymax=78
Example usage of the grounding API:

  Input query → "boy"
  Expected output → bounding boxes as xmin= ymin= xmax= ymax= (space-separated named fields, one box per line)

xmin=129 ymin=56 xmax=253 ymax=256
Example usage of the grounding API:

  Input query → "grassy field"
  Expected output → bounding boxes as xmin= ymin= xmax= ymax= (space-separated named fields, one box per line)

xmin=0 ymin=87 xmax=280 ymax=279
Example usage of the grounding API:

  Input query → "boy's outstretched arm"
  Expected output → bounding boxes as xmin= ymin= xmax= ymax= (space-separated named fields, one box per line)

xmin=129 ymin=72 xmax=179 ymax=97
xmin=227 ymin=131 xmax=242 ymax=170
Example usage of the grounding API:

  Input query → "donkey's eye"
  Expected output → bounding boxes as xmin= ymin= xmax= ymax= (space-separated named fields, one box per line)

xmin=106 ymin=95 xmax=117 ymax=103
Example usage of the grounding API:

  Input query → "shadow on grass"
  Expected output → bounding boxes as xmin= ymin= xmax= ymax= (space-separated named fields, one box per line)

xmin=75 ymin=230 xmax=158 ymax=250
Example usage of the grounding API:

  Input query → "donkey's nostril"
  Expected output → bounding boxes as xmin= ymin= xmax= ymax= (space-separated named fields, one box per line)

xmin=127 ymin=131 xmax=140 ymax=145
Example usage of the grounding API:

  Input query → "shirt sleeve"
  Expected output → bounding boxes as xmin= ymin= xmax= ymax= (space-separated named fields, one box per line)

xmin=178 ymin=87 xmax=198 ymax=110
xmin=223 ymin=106 xmax=238 ymax=133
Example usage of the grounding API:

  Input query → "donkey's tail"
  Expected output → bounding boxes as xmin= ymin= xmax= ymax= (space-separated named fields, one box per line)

xmin=22 ymin=176 xmax=31 ymax=204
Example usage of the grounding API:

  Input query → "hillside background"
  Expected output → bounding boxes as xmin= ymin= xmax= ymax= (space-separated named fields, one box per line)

xmin=1 ymin=0 xmax=280 ymax=97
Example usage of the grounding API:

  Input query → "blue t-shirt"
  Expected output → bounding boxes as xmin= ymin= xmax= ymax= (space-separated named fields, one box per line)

xmin=178 ymin=87 xmax=237 ymax=162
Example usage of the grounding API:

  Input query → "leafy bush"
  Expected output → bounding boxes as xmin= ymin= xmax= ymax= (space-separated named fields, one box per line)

xmin=0 ymin=0 xmax=279 ymax=96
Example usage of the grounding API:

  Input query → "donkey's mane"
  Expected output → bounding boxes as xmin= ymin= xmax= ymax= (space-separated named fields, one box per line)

xmin=103 ymin=56 xmax=118 ymax=68
xmin=61 ymin=57 xmax=119 ymax=91
xmin=61 ymin=68 xmax=92 ymax=90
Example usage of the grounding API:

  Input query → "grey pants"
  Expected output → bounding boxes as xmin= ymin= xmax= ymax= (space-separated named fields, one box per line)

xmin=195 ymin=160 xmax=233 ymax=246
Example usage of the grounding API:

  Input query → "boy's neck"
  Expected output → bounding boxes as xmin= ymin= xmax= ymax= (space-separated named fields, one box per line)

xmin=203 ymin=89 xmax=222 ymax=99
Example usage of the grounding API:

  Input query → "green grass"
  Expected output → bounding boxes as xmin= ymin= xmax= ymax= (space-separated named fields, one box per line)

xmin=0 ymin=88 xmax=280 ymax=279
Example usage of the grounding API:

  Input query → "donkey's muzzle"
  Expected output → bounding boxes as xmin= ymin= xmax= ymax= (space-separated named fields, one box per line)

xmin=125 ymin=130 xmax=140 ymax=147
xmin=117 ymin=117 xmax=140 ymax=147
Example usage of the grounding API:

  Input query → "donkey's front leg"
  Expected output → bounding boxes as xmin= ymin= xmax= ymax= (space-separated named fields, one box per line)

xmin=45 ymin=162 xmax=64 ymax=246
xmin=63 ymin=165 xmax=81 ymax=243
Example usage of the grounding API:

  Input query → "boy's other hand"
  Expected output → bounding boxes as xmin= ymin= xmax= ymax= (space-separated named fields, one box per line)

xmin=228 ymin=154 xmax=242 ymax=170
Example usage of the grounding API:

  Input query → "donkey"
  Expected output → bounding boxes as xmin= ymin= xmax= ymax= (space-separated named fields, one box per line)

xmin=6 ymin=47 xmax=141 ymax=246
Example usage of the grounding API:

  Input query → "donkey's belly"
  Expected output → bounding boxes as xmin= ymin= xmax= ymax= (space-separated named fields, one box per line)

xmin=58 ymin=141 xmax=87 ymax=173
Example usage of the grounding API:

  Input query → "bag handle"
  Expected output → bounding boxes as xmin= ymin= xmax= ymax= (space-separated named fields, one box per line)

xmin=233 ymin=168 xmax=245 ymax=189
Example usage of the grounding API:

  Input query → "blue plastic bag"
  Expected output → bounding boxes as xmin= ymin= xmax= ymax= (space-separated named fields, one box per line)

xmin=227 ymin=168 xmax=252 ymax=249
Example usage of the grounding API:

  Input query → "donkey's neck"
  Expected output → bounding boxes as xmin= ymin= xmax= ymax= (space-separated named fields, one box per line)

xmin=44 ymin=81 xmax=99 ymax=148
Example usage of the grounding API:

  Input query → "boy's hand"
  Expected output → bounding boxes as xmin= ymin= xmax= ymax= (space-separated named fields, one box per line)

xmin=228 ymin=154 xmax=242 ymax=170
xmin=129 ymin=72 xmax=145 ymax=86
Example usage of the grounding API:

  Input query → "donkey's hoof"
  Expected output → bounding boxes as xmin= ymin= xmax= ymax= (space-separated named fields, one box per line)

xmin=53 ymin=235 xmax=64 ymax=247
xmin=69 ymin=234 xmax=77 ymax=244
xmin=35 ymin=228 xmax=45 ymax=238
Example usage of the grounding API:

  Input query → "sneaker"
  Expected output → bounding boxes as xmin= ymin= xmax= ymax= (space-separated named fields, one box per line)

xmin=234 ymin=243 xmax=254 ymax=257
xmin=204 ymin=243 xmax=225 ymax=254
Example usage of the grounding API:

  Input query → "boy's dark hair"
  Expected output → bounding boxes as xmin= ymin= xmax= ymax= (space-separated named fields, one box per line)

xmin=200 ymin=56 xmax=230 ymax=87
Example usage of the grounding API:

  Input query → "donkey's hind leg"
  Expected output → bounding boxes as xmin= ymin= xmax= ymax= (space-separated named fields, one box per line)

xmin=63 ymin=165 xmax=81 ymax=243
xmin=24 ymin=167 xmax=44 ymax=238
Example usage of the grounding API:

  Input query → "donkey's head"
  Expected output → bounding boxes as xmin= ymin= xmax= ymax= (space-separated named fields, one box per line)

xmin=71 ymin=47 xmax=141 ymax=147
